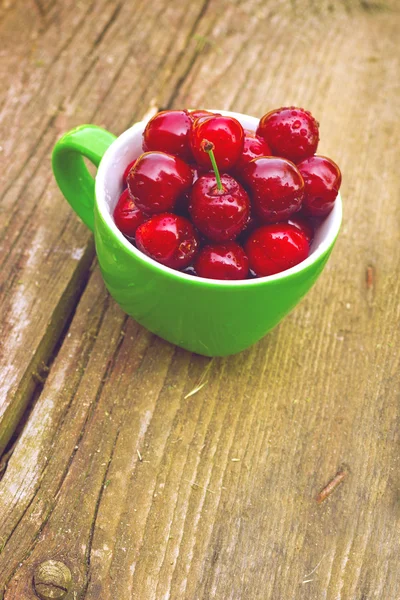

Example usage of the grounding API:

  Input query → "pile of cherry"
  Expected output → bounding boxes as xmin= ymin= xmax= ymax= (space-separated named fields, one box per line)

xmin=113 ymin=107 xmax=341 ymax=280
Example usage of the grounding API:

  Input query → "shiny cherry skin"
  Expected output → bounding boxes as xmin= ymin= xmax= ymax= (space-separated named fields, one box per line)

xmin=195 ymin=242 xmax=249 ymax=280
xmin=287 ymin=214 xmax=314 ymax=244
xmin=245 ymin=223 xmax=309 ymax=277
xmin=142 ymin=110 xmax=193 ymax=161
xmin=113 ymin=188 xmax=146 ymax=237
xmin=122 ymin=159 xmax=137 ymax=186
xmin=127 ymin=151 xmax=192 ymax=215
xmin=189 ymin=173 xmax=250 ymax=242
xmin=188 ymin=109 xmax=219 ymax=121
xmin=297 ymin=155 xmax=341 ymax=217
xmin=190 ymin=115 xmax=244 ymax=170
xmin=234 ymin=130 xmax=272 ymax=175
xmin=135 ymin=213 xmax=199 ymax=270
xmin=257 ymin=107 xmax=319 ymax=163
xmin=243 ymin=156 xmax=304 ymax=223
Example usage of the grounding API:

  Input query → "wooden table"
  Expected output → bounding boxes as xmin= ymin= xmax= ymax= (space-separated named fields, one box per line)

xmin=1 ymin=1 xmax=399 ymax=598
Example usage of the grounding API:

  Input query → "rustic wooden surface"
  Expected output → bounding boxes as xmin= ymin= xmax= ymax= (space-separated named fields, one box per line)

xmin=0 ymin=0 xmax=399 ymax=598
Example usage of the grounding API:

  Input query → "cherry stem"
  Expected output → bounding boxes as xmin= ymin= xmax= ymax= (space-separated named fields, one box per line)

xmin=201 ymin=140 xmax=223 ymax=191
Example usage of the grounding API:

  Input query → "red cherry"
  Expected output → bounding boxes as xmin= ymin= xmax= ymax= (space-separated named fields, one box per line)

xmin=142 ymin=110 xmax=193 ymax=161
xmin=188 ymin=109 xmax=219 ymax=121
xmin=189 ymin=173 xmax=250 ymax=242
xmin=297 ymin=155 xmax=341 ymax=217
xmin=127 ymin=151 xmax=192 ymax=215
xmin=190 ymin=115 xmax=244 ymax=170
xmin=195 ymin=242 xmax=249 ymax=280
xmin=122 ymin=159 xmax=137 ymax=186
xmin=135 ymin=213 xmax=199 ymax=270
xmin=287 ymin=214 xmax=314 ymax=244
xmin=243 ymin=157 xmax=304 ymax=223
xmin=234 ymin=132 xmax=272 ymax=174
xmin=113 ymin=188 xmax=146 ymax=237
xmin=245 ymin=224 xmax=309 ymax=277
xmin=257 ymin=107 xmax=319 ymax=163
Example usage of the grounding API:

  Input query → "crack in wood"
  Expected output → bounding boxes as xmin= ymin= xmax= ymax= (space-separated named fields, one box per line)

xmin=32 ymin=0 xmax=45 ymax=18
xmin=0 ymin=240 xmax=95 ymax=455
xmin=92 ymin=3 xmax=122 ymax=50
xmin=0 ymin=285 xmax=111 ymax=550
xmin=165 ymin=0 xmax=212 ymax=108
xmin=0 ymin=115 xmax=56 ymax=209
xmin=0 ymin=300 xmax=125 ymax=592
xmin=87 ymin=0 xmax=187 ymax=126
xmin=81 ymin=425 xmax=122 ymax=595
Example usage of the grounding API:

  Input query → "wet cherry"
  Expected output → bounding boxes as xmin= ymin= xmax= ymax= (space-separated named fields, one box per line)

xmin=297 ymin=155 xmax=341 ymax=217
xmin=122 ymin=159 xmax=137 ymax=186
xmin=135 ymin=213 xmax=199 ymax=269
xmin=189 ymin=142 xmax=250 ymax=242
xmin=190 ymin=115 xmax=244 ymax=170
xmin=113 ymin=188 xmax=146 ymax=237
xmin=234 ymin=130 xmax=272 ymax=176
xmin=243 ymin=156 xmax=304 ymax=223
xmin=190 ymin=173 xmax=250 ymax=242
xmin=127 ymin=151 xmax=192 ymax=215
xmin=257 ymin=107 xmax=319 ymax=163
xmin=245 ymin=223 xmax=309 ymax=277
xmin=195 ymin=242 xmax=249 ymax=280
xmin=142 ymin=110 xmax=193 ymax=161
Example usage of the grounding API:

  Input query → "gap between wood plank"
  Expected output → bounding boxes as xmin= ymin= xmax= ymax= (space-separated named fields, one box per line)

xmin=0 ymin=0 xmax=215 ymax=465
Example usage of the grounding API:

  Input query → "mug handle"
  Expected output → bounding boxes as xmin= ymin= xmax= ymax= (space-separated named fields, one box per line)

xmin=52 ymin=125 xmax=117 ymax=232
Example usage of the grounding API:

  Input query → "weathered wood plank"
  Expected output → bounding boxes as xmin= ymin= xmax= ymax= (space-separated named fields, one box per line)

xmin=0 ymin=0 xmax=212 ymax=454
xmin=1 ymin=0 xmax=400 ymax=599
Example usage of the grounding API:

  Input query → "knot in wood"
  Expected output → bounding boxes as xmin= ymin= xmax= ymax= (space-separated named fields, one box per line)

xmin=33 ymin=560 xmax=72 ymax=599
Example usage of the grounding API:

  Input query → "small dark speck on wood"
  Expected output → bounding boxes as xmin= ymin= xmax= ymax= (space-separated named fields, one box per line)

xmin=366 ymin=265 xmax=375 ymax=289
xmin=316 ymin=469 xmax=348 ymax=503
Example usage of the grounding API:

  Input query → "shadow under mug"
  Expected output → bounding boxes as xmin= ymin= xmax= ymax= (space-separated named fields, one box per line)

xmin=52 ymin=110 xmax=342 ymax=357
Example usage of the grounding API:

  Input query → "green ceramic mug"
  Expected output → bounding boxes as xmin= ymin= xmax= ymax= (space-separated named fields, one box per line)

xmin=52 ymin=110 xmax=342 ymax=357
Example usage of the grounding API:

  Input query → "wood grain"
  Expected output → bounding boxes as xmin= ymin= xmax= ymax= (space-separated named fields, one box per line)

xmin=0 ymin=0 xmax=211 ymax=454
xmin=1 ymin=0 xmax=400 ymax=598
